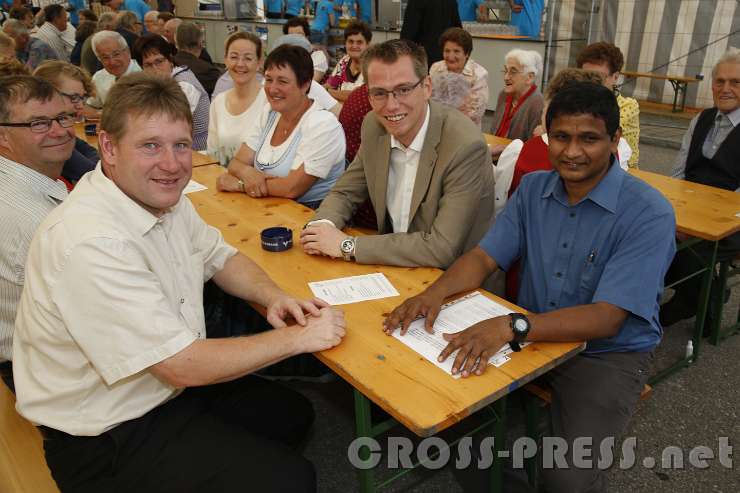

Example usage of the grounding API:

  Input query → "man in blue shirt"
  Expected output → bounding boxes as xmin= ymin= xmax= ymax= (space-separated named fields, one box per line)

xmin=458 ymin=0 xmax=485 ymax=22
xmin=385 ymin=82 xmax=676 ymax=492
xmin=357 ymin=0 xmax=371 ymax=22
xmin=310 ymin=0 xmax=335 ymax=45
xmin=101 ymin=0 xmax=151 ymax=22
xmin=509 ymin=0 xmax=544 ymax=38
xmin=285 ymin=0 xmax=308 ymax=18
xmin=265 ymin=0 xmax=284 ymax=18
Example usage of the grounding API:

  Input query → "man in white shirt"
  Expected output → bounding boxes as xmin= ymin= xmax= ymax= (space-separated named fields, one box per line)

xmin=32 ymin=4 xmax=73 ymax=61
xmin=13 ymin=73 xmax=345 ymax=492
xmin=0 ymin=75 xmax=75 ymax=391
xmin=85 ymin=30 xmax=141 ymax=112
xmin=300 ymin=39 xmax=495 ymax=269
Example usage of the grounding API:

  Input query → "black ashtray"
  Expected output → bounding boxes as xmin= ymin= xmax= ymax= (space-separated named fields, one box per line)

xmin=261 ymin=227 xmax=293 ymax=252
xmin=84 ymin=123 xmax=97 ymax=136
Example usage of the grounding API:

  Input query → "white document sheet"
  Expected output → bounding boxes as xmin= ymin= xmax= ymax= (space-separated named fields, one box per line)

xmin=392 ymin=291 xmax=526 ymax=378
xmin=308 ymin=273 xmax=400 ymax=305
xmin=183 ymin=180 xmax=207 ymax=194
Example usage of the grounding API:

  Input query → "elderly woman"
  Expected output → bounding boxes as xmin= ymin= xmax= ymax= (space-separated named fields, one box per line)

xmin=33 ymin=60 xmax=99 ymax=184
xmin=208 ymin=32 xmax=265 ymax=166
xmin=325 ymin=20 xmax=372 ymax=103
xmin=489 ymin=48 xmax=544 ymax=157
xmin=133 ymin=34 xmax=210 ymax=150
xmin=577 ymin=41 xmax=640 ymax=167
xmin=217 ymin=44 xmax=346 ymax=209
xmin=429 ymin=27 xmax=488 ymax=128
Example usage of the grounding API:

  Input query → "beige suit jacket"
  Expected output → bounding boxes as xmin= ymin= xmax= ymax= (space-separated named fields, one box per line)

xmin=313 ymin=101 xmax=495 ymax=268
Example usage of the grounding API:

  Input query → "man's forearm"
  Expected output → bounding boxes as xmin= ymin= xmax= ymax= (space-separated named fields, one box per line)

xmin=426 ymin=246 xmax=498 ymax=299
xmin=212 ymin=253 xmax=286 ymax=308
xmin=527 ymin=302 xmax=627 ymax=342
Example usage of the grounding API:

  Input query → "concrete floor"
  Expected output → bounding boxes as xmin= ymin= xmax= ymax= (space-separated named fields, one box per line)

xmin=289 ymin=136 xmax=740 ymax=492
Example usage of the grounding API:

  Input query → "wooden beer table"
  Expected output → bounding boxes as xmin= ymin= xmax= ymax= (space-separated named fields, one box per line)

xmin=188 ymin=164 xmax=583 ymax=492
xmin=484 ymin=134 xmax=512 ymax=148
xmin=629 ymin=169 xmax=740 ymax=382
xmin=73 ymin=123 xmax=220 ymax=168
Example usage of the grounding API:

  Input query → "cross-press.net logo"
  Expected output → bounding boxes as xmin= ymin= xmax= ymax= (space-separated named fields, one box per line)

xmin=348 ymin=436 xmax=734 ymax=471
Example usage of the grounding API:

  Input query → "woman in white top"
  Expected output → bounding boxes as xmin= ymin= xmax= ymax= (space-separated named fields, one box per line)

xmin=207 ymin=32 xmax=266 ymax=165
xmin=217 ymin=44 xmax=345 ymax=209
xmin=429 ymin=27 xmax=489 ymax=128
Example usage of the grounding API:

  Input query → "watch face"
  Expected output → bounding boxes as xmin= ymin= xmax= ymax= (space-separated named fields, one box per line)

xmin=514 ymin=318 xmax=528 ymax=332
xmin=341 ymin=238 xmax=354 ymax=253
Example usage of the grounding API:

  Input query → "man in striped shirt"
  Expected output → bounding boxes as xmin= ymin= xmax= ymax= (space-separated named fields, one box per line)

xmin=0 ymin=75 xmax=75 ymax=390
xmin=32 ymin=4 xmax=75 ymax=61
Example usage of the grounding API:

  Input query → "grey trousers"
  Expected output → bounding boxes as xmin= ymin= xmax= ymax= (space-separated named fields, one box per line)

xmin=542 ymin=351 xmax=653 ymax=493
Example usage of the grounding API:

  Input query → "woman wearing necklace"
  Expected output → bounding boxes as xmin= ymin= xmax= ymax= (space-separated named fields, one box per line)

xmin=207 ymin=32 xmax=266 ymax=166
xmin=217 ymin=44 xmax=346 ymax=210
xmin=489 ymin=49 xmax=544 ymax=159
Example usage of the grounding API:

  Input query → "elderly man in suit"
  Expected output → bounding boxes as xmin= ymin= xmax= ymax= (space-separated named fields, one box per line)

xmin=300 ymin=39 xmax=494 ymax=269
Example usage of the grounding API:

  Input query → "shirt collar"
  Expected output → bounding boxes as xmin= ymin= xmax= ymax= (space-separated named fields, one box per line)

xmin=0 ymin=154 xmax=68 ymax=202
xmin=719 ymin=106 xmax=740 ymax=127
xmin=543 ymin=155 xmax=624 ymax=213
xmin=390 ymin=103 xmax=430 ymax=153
xmin=87 ymin=163 xmax=172 ymax=236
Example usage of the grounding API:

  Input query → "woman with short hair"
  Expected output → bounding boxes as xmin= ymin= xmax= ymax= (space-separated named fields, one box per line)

xmin=325 ymin=20 xmax=372 ymax=103
xmin=133 ymin=34 xmax=210 ymax=150
xmin=429 ymin=27 xmax=488 ymax=127
xmin=217 ymin=44 xmax=345 ymax=209
xmin=489 ymin=48 xmax=544 ymax=157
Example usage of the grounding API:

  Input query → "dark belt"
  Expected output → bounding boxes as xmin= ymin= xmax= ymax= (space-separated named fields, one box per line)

xmin=38 ymin=425 xmax=71 ymax=441
xmin=0 ymin=360 xmax=11 ymax=372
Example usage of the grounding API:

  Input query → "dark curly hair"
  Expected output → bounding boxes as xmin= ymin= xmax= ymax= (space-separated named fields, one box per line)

xmin=576 ymin=42 xmax=625 ymax=74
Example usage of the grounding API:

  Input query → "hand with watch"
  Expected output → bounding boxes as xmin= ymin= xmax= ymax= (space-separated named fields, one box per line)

xmin=299 ymin=221 xmax=355 ymax=259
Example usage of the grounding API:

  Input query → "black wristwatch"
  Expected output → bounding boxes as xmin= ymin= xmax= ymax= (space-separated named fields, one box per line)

xmin=509 ymin=313 xmax=531 ymax=352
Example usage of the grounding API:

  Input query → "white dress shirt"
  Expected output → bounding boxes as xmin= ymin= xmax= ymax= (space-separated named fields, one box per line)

xmin=0 ymin=156 xmax=67 ymax=362
xmin=86 ymin=60 xmax=142 ymax=108
xmin=386 ymin=105 xmax=431 ymax=233
xmin=13 ymin=165 xmax=237 ymax=436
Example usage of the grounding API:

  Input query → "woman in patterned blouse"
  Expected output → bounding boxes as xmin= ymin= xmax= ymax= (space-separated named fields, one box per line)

xmin=429 ymin=27 xmax=489 ymax=128
xmin=325 ymin=20 xmax=371 ymax=104
xmin=577 ymin=41 xmax=640 ymax=168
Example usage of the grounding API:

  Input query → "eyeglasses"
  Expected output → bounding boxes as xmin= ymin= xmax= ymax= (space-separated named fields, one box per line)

xmin=59 ymin=91 xmax=88 ymax=104
xmin=368 ymin=79 xmax=424 ymax=104
xmin=0 ymin=114 xmax=76 ymax=133
xmin=143 ymin=56 xmax=169 ymax=70
xmin=712 ymin=78 xmax=740 ymax=89
xmin=99 ymin=49 xmax=127 ymax=63
xmin=501 ymin=66 xmax=522 ymax=76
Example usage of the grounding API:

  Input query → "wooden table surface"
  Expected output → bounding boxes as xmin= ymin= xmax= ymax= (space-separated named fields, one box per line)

xmin=189 ymin=164 xmax=584 ymax=437
xmin=484 ymin=133 xmax=512 ymax=148
xmin=630 ymin=169 xmax=740 ymax=241
xmin=622 ymin=70 xmax=700 ymax=84
xmin=73 ymin=123 xmax=220 ymax=168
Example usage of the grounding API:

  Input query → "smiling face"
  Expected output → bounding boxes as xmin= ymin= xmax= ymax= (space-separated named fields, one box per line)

xmin=547 ymin=112 xmax=620 ymax=192
xmin=96 ymin=38 xmax=131 ymax=78
xmin=0 ymin=94 xmax=75 ymax=177
xmin=345 ymin=33 xmax=368 ymax=62
xmin=712 ymin=62 xmax=740 ymax=114
xmin=503 ymin=58 xmax=534 ymax=97
xmin=99 ymin=112 xmax=193 ymax=216
xmin=367 ymin=55 xmax=431 ymax=148
xmin=142 ymin=51 xmax=174 ymax=78
xmin=443 ymin=41 xmax=467 ymax=74
xmin=263 ymin=63 xmax=310 ymax=114
xmin=225 ymin=38 xmax=260 ymax=86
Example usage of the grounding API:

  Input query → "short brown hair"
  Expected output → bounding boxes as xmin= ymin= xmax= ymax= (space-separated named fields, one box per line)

xmin=0 ymin=75 xmax=57 ymax=122
xmin=33 ymin=60 xmax=96 ymax=98
xmin=344 ymin=20 xmax=372 ymax=43
xmin=362 ymin=39 xmax=427 ymax=83
xmin=0 ymin=59 xmax=31 ymax=77
xmin=116 ymin=11 xmax=139 ymax=32
xmin=283 ymin=17 xmax=310 ymax=37
xmin=439 ymin=27 xmax=473 ymax=56
xmin=224 ymin=31 xmax=262 ymax=59
xmin=264 ymin=44 xmax=313 ymax=93
xmin=100 ymin=72 xmax=192 ymax=142
xmin=576 ymin=42 xmax=625 ymax=74
xmin=545 ymin=68 xmax=604 ymax=101
xmin=176 ymin=21 xmax=203 ymax=51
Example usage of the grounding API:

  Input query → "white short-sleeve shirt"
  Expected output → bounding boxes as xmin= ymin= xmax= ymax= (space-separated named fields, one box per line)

xmin=12 ymin=165 xmax=237 ymax=436
xmin=207 ymin=89 xmax=268 ymax=165
xmin=245 ymin=101 xmax=345 ymax=179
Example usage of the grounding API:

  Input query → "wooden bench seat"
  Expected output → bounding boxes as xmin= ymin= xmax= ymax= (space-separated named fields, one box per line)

xmin=0 ymin=383 xmax=59 ymax=493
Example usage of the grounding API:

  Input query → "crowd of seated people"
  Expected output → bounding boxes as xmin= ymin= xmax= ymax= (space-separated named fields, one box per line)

xmin=2 ymin=5 xmax=740 ymax=491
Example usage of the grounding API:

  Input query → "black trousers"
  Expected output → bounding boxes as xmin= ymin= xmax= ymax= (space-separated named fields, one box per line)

xmin=542 ymin=351 xmax=653 ymax=493
xmin=43 ymin=376 xmax=316 ymax=493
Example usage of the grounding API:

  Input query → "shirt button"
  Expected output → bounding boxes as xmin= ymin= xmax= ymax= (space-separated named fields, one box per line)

xmin=180 ymin=298 xmax=185 ymax=304
xmin=549 ymin=301 xmax=556 ymax=307
xmin=555 ymin=272 xmax=562 ymax=278
xmin=569 ymin=213 xmax=576 ymax=218
xmin=562 ymin=243 xmax=568 ymax=248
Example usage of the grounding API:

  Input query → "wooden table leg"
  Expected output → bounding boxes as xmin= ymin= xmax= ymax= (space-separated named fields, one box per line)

xmin=353 ymin=389 xmax=376 ymax=493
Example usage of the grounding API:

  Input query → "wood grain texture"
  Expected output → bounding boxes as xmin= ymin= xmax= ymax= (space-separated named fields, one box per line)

xmin=484 ymin=133 xmax=513 ymax=147
xmin=0 ymin=384 xmax=59 ymax=493
xmin=629 ymin=169 xmax=740 ymax=241
xmin=190 ymin=165 xmax=584 ymax=437
xmin=622 ymin=71 xmax=700 ymax=84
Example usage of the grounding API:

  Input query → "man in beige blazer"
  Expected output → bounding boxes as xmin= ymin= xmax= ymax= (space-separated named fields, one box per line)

xmin=300 ymin=39 xmax=494 ymax=269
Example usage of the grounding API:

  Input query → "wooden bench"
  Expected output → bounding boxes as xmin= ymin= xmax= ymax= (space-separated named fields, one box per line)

xmin=524 ymin=382 xmax=653 ymax=404
xmin=621 ymin=70 xmax=701 ymax=113
xmin=0 ymin=384 xmax=59 ymax=493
